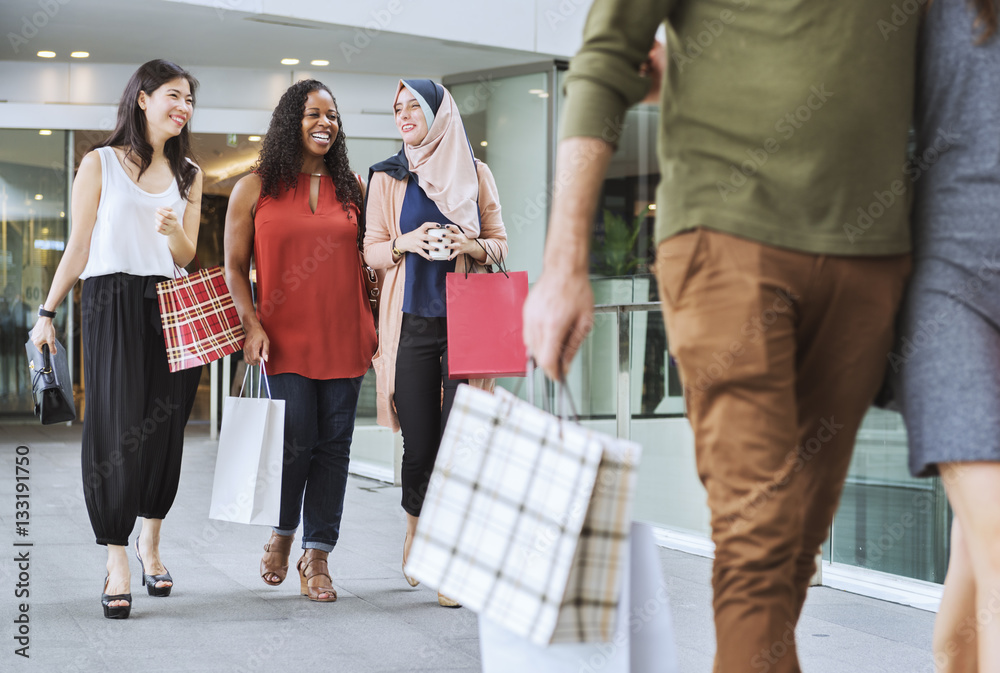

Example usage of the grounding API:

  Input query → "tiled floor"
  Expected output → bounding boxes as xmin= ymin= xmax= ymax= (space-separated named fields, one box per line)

xmin=0 ymin=423 xmax=937 ymax=672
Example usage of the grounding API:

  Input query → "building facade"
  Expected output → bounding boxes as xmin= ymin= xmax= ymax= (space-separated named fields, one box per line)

xmin=0 ymin=0 xmax=947 ymax=608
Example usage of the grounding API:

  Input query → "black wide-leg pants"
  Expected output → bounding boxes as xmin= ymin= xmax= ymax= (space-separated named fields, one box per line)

xmin=394 ymin=314 xmax=467 ymax=517
xmin=81 ymin=273 xmax=201 ymax=546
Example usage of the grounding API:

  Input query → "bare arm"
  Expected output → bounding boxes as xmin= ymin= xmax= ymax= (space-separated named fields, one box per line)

xmin=30 ymin=150 xmax=102 ymax=354
xmin=522 ymin=137 xmax=615 ymax=380
xmin=153 ymin=168 xmax=202 ymax=267
xmin=224 ymin=174 xmax=268 ymax=365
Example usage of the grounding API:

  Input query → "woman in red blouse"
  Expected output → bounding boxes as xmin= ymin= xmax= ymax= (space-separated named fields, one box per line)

xmin=225 ymin=79 xmax=376 ymax=602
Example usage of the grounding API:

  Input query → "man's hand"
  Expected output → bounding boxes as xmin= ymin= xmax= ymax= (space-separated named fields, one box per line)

xmin=523 ymin=268 xmax=594 ymax=381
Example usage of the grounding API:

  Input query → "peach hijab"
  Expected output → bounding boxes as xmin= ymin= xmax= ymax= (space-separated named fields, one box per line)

xmin=394 ymin=79 xmax=481 ymax=236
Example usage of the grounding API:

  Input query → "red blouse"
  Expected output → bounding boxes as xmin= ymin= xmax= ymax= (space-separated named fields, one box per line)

xmin=254 ymin=173 xmax=376 ymax=379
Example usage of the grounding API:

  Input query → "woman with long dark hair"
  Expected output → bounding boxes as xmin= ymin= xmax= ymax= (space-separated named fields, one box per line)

xmin=896 ymin=1 xmax=999 ymax=669
xmin=363 ymin=79 xmax=508 ymax=607
xmin=225 ymin=79 xmax=375 ymax=602
xmin=29 ymin=59 xmax=203 ymax=619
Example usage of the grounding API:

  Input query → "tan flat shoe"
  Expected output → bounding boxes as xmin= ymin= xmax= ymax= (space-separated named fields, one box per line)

xmin=260 ymin=531 xmax=294 ymax=586
xmin=297 ymin=549 xmax=337 ymax=602
xmin=437 ymin=593 xmax=461 ymax=608
xmin=403 ymin=532 xmax=419 ymax=587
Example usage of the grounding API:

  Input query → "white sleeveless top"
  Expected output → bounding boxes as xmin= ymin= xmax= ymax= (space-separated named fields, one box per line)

xmin=80 ymin=146 xmax=188 ymax=279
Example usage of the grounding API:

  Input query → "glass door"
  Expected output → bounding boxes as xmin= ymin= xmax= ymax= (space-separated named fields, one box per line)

xmin=0 ymin=129 xmax=70 ymax=417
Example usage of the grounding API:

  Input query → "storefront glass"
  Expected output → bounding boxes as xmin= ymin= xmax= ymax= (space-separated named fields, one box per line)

xmin=1 ymin=129 xmax=70 ymax=417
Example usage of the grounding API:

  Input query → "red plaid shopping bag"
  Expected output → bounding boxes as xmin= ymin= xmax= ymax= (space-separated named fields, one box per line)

xmin=157 ymin=266 xmax=245 ymax=373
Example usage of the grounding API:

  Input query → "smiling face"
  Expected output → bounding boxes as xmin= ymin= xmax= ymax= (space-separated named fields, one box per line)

xmin=300 ymin=88 xmax=340 ymax=157
xmin=138 ymin=77 xmax=193 ymax=141
xmin=394 ymin=87 xmax=429 ymax=146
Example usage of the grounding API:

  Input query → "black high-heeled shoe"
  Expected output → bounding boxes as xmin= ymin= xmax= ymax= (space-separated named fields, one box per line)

xmin=102 ymin=575 xmax=132 ymax=619
xmin=134 ymin=539 xmax=172 ymax=597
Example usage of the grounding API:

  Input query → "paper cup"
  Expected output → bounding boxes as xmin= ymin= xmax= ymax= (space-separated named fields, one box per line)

xmin=428 ymin=227 xmax=450 ymax=260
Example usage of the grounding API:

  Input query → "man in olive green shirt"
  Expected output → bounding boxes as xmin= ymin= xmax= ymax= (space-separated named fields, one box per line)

xmin=523 ymin=1 xmax=917 ymax=671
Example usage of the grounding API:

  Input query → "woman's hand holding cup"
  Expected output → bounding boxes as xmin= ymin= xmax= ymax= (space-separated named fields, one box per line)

xmin=396 ymin=222 xmax=445 ymax=261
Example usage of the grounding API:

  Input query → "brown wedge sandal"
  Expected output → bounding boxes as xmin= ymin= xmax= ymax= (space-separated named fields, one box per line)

xmin=297 ymin=549 xmax=338 ymax=602
xmin=260 ymin=532 xmax=294 ymax=586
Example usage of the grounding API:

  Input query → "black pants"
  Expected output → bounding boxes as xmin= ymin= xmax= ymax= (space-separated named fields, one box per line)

xmin=395 ymin=313 xmax=468 ymax=517
xmin=81 ymin=274 xmax=201 ymax=546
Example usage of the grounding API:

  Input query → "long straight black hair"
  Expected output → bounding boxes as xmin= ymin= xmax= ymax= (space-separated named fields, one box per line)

xmin=94 ymin=59 xmax=200 ymax=200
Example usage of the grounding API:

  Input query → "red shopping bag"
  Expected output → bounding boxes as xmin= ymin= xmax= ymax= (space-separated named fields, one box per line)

xmin=157 ymin=266 xmax=246 ymax=373
xmin=446 ymin=269 xmax=529 ymax=379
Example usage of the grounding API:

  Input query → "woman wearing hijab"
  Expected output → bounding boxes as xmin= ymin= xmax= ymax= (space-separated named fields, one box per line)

xmin=363 ymin=79 xmax=508 ymax=607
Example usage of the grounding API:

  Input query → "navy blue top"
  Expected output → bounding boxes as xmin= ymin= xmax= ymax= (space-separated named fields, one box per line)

xmin=400 ymin=177 xmax=456 ymax=317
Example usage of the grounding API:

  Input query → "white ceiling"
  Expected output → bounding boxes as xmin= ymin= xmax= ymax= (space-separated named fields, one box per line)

xmin=0 ymin=0 xmax=551 ymax=75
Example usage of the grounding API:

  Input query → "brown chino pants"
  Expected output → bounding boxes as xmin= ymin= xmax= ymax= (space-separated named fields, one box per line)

xmin=655 ymin=228 xmax=910 ymax=673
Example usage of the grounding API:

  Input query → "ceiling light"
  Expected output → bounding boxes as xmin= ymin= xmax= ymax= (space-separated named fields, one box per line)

xmin=281 ymin=58 xmax=300 ymax=65
xmin=648 ymin=204 xmax=657 ymax=211
xmin=37 ymin=51 xmax=56 ymax=58
xmin=480 ymin=141 xmax=488 ymax=147
xmin=34 ymin=194 xmax=43 ymax=200
xmin=39 ymin=129 xmax=52 ymax=136
xmin=60 ymin=211 xmax=65 ymax=218
xmin=538 ymin=92 xmax=550 ymax=98
xmin=70 ymin=51 xmax=89 ymax=58
xmin=248 ymin=135 xmax=262 ymax=142
xmin=528 ymin=89 xmax=544 ymax=94
xmin=310 ymin=59 xmax=329 ymax=66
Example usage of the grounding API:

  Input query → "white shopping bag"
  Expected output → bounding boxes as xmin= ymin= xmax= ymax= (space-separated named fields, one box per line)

xmin=479 ymin=523 xmax=680 ymax=673
xmin=208 ymin=364 xmax=285 ymax=526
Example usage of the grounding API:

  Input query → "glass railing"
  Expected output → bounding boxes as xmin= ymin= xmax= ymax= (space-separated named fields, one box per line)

xmin=559 ymin=275 xmax=950 ymax=583
xmin=282 ymin=271 xmax=950 ymax=584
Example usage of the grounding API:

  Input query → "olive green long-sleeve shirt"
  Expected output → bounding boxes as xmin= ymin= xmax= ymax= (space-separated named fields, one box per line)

xmin=561 ymin=0 xmax=919 ymax=255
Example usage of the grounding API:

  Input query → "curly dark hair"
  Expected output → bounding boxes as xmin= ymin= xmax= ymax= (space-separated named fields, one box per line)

xmin=252 ymin=79 xmax=362 ymax=223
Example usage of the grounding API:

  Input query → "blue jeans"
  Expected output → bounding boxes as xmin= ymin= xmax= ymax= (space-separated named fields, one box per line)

xmin=266 ymin=372 xmax=363 ymax=552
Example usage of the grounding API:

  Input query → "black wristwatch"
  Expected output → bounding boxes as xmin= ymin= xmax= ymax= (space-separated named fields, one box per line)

xmin=37 ymin=305 xmax=56 ymax=319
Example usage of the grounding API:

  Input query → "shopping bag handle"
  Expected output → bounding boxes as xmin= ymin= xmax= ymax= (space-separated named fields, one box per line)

xmin=462 ymin=237 xmax=509 ymax=279
xmin=523 ymin=357 xmax=579 ymax=421
xmin=238 ymin=361 xmax=273 ymax=399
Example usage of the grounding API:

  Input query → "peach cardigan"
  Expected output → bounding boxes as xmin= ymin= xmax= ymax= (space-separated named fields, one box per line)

xmin=363 ymin=160 xmax=509 ymax=431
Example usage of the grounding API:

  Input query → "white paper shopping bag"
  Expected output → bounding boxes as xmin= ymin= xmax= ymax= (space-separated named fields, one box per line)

xmin=479 ymin=523 xmax=680 ymax=673
xmin=209 ymin=365 xmax=285 ymax=526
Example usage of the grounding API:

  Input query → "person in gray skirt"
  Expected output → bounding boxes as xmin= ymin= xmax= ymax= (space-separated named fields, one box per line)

xmin=895 ymin=1 xmax=1000 ymax=670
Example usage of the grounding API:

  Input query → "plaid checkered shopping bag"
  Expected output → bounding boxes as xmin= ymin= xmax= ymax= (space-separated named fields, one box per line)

xmin=156 ymin=266 xmax=245 ymax=373
xmin=405 ymin=384 xmax=642 ymax=646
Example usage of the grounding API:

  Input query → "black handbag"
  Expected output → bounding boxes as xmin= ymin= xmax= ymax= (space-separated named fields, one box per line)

xmin=24 ymin=338 xmax=76 ymax=424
